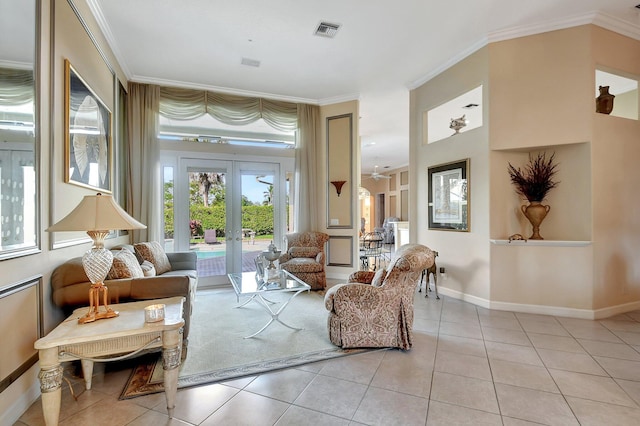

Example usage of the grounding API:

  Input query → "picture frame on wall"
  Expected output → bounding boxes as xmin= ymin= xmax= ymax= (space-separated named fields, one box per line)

xmin=64 ymin=59 xmax=112 ymax=193
xmin=428 ymin=159 xmax=469 ymax=231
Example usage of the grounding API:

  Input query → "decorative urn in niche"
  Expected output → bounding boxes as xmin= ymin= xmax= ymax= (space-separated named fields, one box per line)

xmin=508 ymin=152 xmax=559 ymax=240
xmin=596 ymin=85 xmax=615 ymax=115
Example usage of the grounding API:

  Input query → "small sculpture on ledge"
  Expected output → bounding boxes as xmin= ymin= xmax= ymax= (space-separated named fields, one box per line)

xmin=596 ymin=85 xmax=615 ymax=115
xmin=450 ymin=115 xmax=468 ymax=135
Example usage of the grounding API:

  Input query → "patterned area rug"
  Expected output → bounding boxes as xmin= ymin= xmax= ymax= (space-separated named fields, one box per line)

xmin=120 ymin=287 xmax=368 ymax=399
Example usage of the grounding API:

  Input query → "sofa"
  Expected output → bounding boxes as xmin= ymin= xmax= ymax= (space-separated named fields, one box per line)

xmin=324 ymin=243 xmax=435 ymax=350
xmin=51 ymin=242 xmax=197 ymax=345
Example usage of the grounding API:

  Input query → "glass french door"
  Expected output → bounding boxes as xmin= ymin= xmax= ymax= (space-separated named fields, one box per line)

xmin=175 ymin=158 xmax=285 ymax=286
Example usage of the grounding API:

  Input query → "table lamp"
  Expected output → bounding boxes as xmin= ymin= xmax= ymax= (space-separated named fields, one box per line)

xmin=47 ymin=193 xmax=147 ymax=324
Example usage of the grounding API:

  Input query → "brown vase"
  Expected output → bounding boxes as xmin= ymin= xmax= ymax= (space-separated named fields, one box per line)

xmin=596 ymin=85 xmax=615 ymax=115
xmin=521 ymin=201 xmax=550 ymax=240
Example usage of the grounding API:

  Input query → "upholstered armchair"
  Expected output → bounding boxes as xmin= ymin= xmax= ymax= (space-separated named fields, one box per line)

xmin=278 ymin=231 xmax=330 ymax=290
xmin=324 ymin=244 xmax=435 ymax=350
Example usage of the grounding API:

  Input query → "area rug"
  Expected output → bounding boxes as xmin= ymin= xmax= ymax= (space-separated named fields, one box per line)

xmin=120 ymin=287 xmax=368 ymax=399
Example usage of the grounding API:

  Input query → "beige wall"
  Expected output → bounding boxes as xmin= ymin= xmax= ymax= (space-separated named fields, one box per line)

xmin=410 ymin=24 xmax=640 ymax=315
xmin=360 ymin=165 xmax=408 ymax=230
xmin=319 ymin=101 xmax=360 ymax=278
xmin=411 ymin=48 xmax=492 ymax=301
xmin=590 ymin=27 xmax=640 ymax=311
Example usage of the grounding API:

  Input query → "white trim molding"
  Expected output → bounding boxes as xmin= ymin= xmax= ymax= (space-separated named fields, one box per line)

xmin=437 ymin=286 xmax=640 ymax=320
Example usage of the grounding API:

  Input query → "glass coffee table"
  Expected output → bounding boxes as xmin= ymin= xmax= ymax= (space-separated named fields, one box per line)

xmin=228 ymin=270 xmax=311 ymax=338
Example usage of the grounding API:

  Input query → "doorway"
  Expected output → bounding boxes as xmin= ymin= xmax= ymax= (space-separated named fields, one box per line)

xmin=171 ymin=157 xmax=290 ymax=286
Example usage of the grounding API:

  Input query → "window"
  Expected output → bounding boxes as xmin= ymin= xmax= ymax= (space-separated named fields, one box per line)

xmin=158 ymin=114 xmax=295 ymax=148
xmin=596 ymin=69 xmax=638 ymax=120
xmin=424 ymin=85 xmax=483 ymax=144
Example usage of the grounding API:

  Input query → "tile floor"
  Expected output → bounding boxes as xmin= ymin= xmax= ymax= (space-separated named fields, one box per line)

xmin=16 ymin=287 xmax=640 ymax=426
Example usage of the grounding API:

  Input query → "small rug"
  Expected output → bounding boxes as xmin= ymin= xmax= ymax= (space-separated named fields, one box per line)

xmin=120 ymin=287 xmax=368 ymax=399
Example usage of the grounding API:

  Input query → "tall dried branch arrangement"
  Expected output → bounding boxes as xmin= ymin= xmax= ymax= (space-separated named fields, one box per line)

xmin=508 ymin=152 xmax=559 ymax=202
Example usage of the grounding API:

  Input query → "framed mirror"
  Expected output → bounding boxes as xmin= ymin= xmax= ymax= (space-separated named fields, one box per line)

xmin=0 ymin=0 xmax=39 ymax=259
xmin=428 ymin=159 xmax=469 ymax=232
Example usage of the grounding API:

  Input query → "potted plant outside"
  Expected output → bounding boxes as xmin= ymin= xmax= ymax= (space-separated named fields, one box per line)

xmin=507 ymin=152 xmax=559 ymax=239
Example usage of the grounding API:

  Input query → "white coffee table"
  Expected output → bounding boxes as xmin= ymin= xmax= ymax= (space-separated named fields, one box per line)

xmin=34 ymin=297 xmax=185 ymax=425
xmin=228 ymin=270 xmax=311 ymax=338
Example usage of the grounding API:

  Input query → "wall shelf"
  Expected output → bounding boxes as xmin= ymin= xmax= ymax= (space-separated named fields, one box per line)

xmin=490 ymin=239 xmax=591 ymax=247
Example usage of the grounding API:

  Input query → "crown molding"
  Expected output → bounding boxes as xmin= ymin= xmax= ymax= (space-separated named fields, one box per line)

xmin=84 ymin=0 xmax=132 ymax=77
xmin=489 ymin=11 xmax=640 ymax=43
xmin=130 ymin=75 xmax=320 ymax=104
xmin=592 ymin=11 xmax=640 ymax=42
xmin=406 ymin=37 xmax=488 ymax=90
xmin=409 ymin=11 xmax=640 ymax=91
xmin=487 ymin=11 xmax=598 ymax=43
xmin=318 ymin=93 xmax=361 ymax=106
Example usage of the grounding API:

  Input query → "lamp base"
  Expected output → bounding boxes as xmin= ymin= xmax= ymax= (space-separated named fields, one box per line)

xmin=78 ymin=282 xmax=119 ymax=324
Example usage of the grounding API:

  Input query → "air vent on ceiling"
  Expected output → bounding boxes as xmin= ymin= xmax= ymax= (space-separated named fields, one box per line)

xmin=462 ymin=103 xmax=479 ymax=109
xmin=315 ymin=21 xmax=340 ymax=38
xmin=636 ymin=4 xmax=640 ymax=9
xmin=241 ymin=57 xmax=261 ymax=67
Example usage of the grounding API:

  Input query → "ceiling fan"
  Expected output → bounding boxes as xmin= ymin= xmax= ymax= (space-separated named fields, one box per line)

xmin=365 ymin=165 xmax=391 ymax=181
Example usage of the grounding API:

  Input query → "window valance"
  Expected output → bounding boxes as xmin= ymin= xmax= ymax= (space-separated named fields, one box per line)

xmin=0 ymin=68 xmax=34 ymax=106
xmin=159 ymin=87 xmax=298 ymax=133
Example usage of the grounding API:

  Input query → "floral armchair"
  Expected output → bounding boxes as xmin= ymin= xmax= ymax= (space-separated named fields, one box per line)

xmin=324 ymin=244 xmax=435 ymax=350
xmin=278 ymin=231 xmax=330 ymax=290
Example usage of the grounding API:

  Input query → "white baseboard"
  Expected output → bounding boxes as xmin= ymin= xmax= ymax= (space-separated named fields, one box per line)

xmin=436 ymin=287 xmax=491 ymax=309
xmin=592 ymin=300 xmax=640 ymax=320
xmin=1 ymin=371 xmax=40 ymax=426
xmin=436 ymin=286 xmax=640 ymax=319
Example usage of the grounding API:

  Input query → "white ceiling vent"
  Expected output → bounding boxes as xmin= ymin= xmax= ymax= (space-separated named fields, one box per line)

xmin=241 ymin=57 xmax=261 ymax=67
xmin=314 ymin=21 xmax=340 ymax=38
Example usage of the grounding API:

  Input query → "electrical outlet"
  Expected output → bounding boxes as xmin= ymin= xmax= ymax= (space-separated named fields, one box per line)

xmin=439 ymin=267 xmax=445 ymax=274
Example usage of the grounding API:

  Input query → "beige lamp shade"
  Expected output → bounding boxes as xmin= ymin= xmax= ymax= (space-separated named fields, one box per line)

xmin=47 ymin=193 xmax=146 ymax=232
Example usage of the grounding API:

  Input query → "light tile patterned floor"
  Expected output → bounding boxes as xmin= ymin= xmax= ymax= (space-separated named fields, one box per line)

xmin=16 ymin=286 xmax=640 ymax=426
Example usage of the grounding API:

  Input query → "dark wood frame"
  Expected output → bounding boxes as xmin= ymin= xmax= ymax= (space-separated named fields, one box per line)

xmin=428 ymin=159 xmax=470 ymax=231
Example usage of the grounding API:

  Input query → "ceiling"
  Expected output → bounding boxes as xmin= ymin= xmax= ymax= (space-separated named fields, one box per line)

xmin=88 ymin=0 xmax=640 ymax=174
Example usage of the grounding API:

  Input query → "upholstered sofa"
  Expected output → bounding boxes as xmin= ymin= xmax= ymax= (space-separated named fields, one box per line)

xmin=278 ymin=231 xmax=329 ymax=290
xmin=51 ymin=242 xmax=197 ymax=344
xmin=324 ymin=243 xmax=435 ymax=350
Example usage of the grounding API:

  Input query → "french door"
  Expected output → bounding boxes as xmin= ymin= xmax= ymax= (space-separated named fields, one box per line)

xmin=173 ymin=157 xmax=289 ymax=286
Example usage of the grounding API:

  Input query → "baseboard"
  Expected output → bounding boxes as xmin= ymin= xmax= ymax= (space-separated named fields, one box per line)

xmin=592 ymin=300 xmax=640 ymax=320
xmin=436 ymin=287 xmax=491 ymax=309
xmin=1 ymin=367 xmax=41 ymax=426
xmin=437 ymin=286 xmax=640 ymax=319
xmin=488 ymin=300 xmax=595 ymax=319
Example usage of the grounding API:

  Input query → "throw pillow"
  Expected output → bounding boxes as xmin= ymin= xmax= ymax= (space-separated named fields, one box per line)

xmin=134 ymin=241 xmax=172 ymax=275
xmin=107 ymin=249 xmax=144 ymax=280
xmin=140 ymin=260 xmax=157 ymax=277
xmin=288 ymin=247 xmax=320 ymax=258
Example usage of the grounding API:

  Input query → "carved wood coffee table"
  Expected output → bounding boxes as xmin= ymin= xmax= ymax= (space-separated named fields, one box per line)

xmin=34 ymin=297 xmax=185 ymax=425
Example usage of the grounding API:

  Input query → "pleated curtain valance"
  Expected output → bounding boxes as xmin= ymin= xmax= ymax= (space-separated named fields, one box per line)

xmin=159 ymin=87 xmax=298 ymax=133
xmin=0 ymin=68 xmax=34 ymax=106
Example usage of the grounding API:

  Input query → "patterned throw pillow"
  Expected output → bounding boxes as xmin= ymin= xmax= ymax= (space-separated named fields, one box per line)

xmin=140 ymin=260 xmax=156 ymax=277
xmin=288 ymin=247 xmax=320 ymax=258
xmin=134 ymin=242 xmax=172 ymax=275
xmin=107 ymin=249 xmax=144 ymax=279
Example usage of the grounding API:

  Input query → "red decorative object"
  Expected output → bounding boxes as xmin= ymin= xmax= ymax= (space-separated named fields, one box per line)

xmin=331 ymin=180 xmax=347 ymax=196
